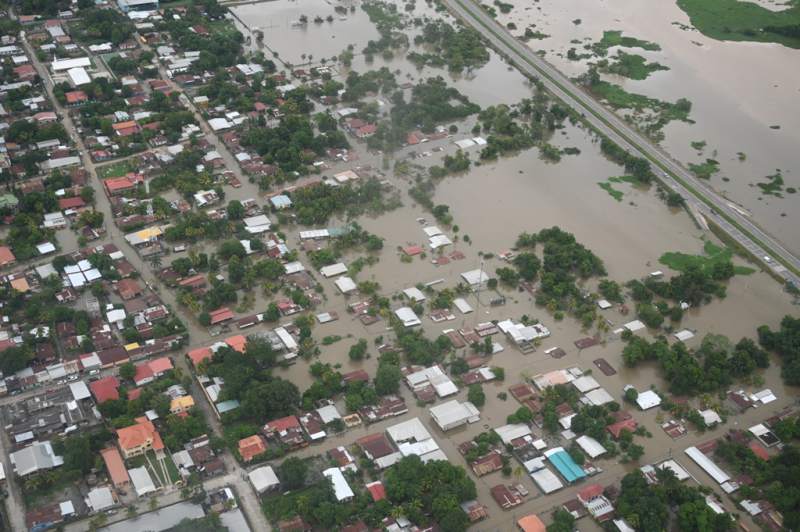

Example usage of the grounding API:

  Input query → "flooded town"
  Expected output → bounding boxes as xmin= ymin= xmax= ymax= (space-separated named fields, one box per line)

xmin=0 ymin=0 xmax=797 ymax=531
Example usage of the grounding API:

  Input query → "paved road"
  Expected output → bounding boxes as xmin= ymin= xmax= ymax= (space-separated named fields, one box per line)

xmin=443 ymin=0 xmax=800 ymax=289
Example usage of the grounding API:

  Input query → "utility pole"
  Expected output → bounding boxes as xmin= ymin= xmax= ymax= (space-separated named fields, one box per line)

xmin=474 ymin=258 xmax=484 ymax=327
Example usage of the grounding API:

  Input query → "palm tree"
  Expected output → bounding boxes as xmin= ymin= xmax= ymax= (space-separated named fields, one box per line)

xmin=513 ymin=465 xmax=524 ymax=483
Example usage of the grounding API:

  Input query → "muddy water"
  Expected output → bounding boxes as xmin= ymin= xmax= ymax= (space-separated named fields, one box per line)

xmin=493 ymin=0 xmax=800 ymax=254
xmin=231 ymin=0 xmax=380 ymax=65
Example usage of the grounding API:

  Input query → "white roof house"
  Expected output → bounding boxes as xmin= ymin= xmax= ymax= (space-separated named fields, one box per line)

xmin=572 ymin=375 xmax=600 ymax=393
xmin=684 ymin=447 xmax=730 ymax=484
xmin=674 ymin=329 xmax=695 ymax=342
xmin=283 ymin=261 xmax=305 ymax=274
xmin=531 ymin=468 xmax=563 ymax=494
xmin=405 ymin=365 xmax=457 ymax=397
xmin=208 ymin=117 xmax=232 ymax=131
xmin=51 ymin=57 xmax=91 ymax=71
xmin=317 ymin=404 xmax=342 ymax=424
xmin=10 ymin=441 xmax=64 ymax=476
xmin=402 ymin=287 xmax=426 ymax=302
xmin=67 ymin=67 xmax=91 ymax=86
xmin=597 ymin=299 xmax=612 ymax=310
xmin=129 ymin=466 xmax=156 ymax=497
xmin=584 ymin=387 xmax=615 ymax=406
xmin=497 ymin=319 xmax=551 ymax=347
xmin=429 ymin=234 xmax=452 ymax=249
xmin=320 ymin=263 xmax=347 ymax=278
xmin=243 ymin=214 xmax=272 ymax=234
xmin=698 ymin=409 xmax=722 ymax=426
xmin=395 ymin=307 xmax=421 ymax=328
xmin=494 ymin=424 xmax=532 ymax=445
xmin=453 ymin=298 xmax=473 ymax=314
xmin=274 ymin=327 xmax=298 ymax=351
xmin=387 ymin=417 xmax=432 ymax=445
xmin=460 ymin=269 xmax=489 ymax=288
xmin=248 ymin=466 xmax=280 ymax=494
xmin=86 ymin=486 xmax=115 ymax=512
xmin=334 ymin=276 xmax=357 ymax=294
xmin=429 ymin=400 xmax=480 ymax=431
xmin=68 ymin=380 xmax=91 ymax=401
xmin=323 ymin=467 xmax=354 ymax=501
xmin=423 ymin=226 xmax=442 ymax=237
xmin=623 ymin=320 xmax=646 ymax=332
xmin=635 ymin=390 xmax=662 ymax=410
xmin=575 ymin=435 xmax=606 ymax=458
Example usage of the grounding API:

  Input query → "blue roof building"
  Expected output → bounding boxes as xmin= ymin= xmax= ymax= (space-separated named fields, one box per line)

xmin=544 ymin=447 xmax=586 ymax=483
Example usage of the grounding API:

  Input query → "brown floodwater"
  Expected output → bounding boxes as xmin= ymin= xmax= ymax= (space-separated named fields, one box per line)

xmin=493 ymin=0 xmax=800 ymax=254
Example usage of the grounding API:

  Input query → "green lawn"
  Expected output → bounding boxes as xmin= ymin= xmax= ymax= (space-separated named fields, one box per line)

xmin=660 ymin=241 xmax=756 ymax=276
xmin=677 ymin=0 xmax=800 ymax=49
xmin=97 ymin=160 xmax=134 ymax=179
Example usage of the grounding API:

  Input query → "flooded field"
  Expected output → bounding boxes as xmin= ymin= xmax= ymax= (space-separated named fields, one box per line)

xmin=231 ymin=0 xmax=380 ymax=64
xmin=493 ymin=0 xmax=800 ymax=254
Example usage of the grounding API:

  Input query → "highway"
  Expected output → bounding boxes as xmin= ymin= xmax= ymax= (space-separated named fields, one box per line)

xmin=444 ymin=0 xmax=800 ymax=289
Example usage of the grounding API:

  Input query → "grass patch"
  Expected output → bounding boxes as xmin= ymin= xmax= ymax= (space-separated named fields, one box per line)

xmin=598 ymin=176 xmax=637 ymax=201
xmin=598 ymin=181 xmax=624 ymax=201
xmin=604 ymin=51 xmax=669 ymax=80
xmin=688 ymin=158 xmax=719 ymax=179
xmin=321 ymin=335 xmax=342 ymax=345
xmin=677 ymin=0 xmax=800 ymax=49
xmin=660 ymin=240 xmax=756 ymax=276
xmin=609 ymin=175 xmax=638 ymax=184
xmin=207 ymin=20 xmax=239 ymax=38
xmin=97 ymin=159 xmax=134 ymax=179
xmin=757 ymin=170 xmax=785 ymax=197
xmin=593 ymin=30 xmax=661 ymax=55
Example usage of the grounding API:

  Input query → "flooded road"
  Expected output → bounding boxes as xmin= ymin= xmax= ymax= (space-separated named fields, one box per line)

xmin=492 ymin=0 xmax=800 ymax=254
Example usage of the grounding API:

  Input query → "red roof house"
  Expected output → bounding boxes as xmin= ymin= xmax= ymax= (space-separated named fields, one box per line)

xmin=90 ymin=376 xmax=120 ymax=403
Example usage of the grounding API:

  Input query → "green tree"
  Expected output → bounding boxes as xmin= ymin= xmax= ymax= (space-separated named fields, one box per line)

xmin=119 ymin=361 xmax=136 ymax=381
xmin=279 ymin=456 xmax=308 ymax=490
xmin=467 ymin=384 xmax=485 ymax=407
xmin=374 ymin=363 xmax=402 ymax=395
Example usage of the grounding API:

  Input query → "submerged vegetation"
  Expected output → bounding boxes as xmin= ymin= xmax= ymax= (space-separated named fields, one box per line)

xmin=688 ymin=158 xmax=720 ymax=180
xmin=592 ymin=30 xmax=662 ymax=55
xmin=581 ymin=69 xmax=693 ymax=139
xmin=600 ymin=51 xmax=670 ymax=80
xmin=409 ymin=20 xmax=490 ymax=72
xmin=368 ymin=76 xmax=481 ymax=151
xmin=677 ymin=0 xmax=800 ymax=49
xmin=476 ymin=93 xmax=570 ymax=161
xmin=597 ymin=176 xmax=637 ymax=201
xmin=660 ymin=241 xmax=756 ymax=277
